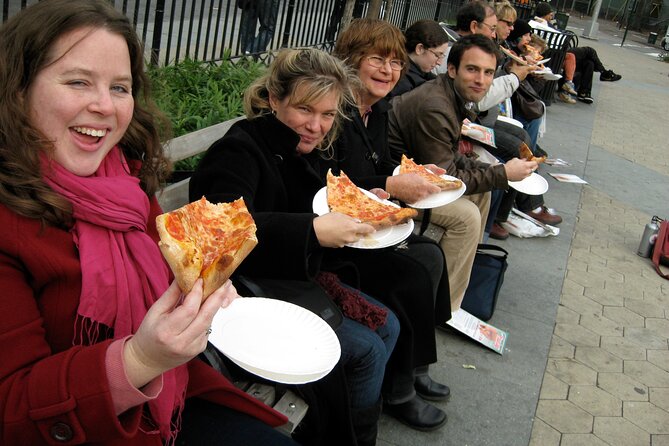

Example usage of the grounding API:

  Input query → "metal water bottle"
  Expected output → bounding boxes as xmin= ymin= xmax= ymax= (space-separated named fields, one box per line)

xmin=637 ymin=218 xmax=660 ymax=257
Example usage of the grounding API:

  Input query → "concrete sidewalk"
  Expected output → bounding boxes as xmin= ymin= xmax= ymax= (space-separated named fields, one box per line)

xmin=377 ymin=15 xmax=669 ymax=446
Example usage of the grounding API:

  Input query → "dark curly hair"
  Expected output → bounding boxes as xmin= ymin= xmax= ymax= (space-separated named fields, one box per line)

xmin=0 ymin=0 xmax=171 ymax=227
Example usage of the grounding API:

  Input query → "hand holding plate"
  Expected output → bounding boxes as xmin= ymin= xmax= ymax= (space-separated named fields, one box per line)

xmin=313 ymin=212 xmax=375 ymax=248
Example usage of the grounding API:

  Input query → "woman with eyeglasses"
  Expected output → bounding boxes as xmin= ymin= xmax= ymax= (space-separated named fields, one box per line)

xmin=316 ymin=18 xmax=452 ymax=433
xmin=390 ymin=19 xmax=450 ymax=98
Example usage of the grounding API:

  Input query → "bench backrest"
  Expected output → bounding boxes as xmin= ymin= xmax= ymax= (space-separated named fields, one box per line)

xmin=157 ymin=117 xmax=243 ymax=212
xmin=531 ymin=29 xmax=579 ymax=104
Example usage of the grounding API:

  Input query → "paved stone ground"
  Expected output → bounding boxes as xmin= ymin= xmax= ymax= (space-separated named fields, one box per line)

xmin=377 ymin=15 xmax=669 ymax=446
xmin=529 ymin=16 xmax=669 ymax=446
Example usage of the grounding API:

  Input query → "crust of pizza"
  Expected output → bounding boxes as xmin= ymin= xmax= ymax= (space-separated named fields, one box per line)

xmin=156 ymin=197 xmax=257 ymax=300
xmin=326 ymin=169 xmax=417 ymax=229
xmin=519 ymin=143 xmax=546 ymax=164
xmin=399 ymin=154 xmax=462 ymax=191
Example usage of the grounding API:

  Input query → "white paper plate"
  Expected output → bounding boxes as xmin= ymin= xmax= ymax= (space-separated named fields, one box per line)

xmin=209 ymin=298 xmax=341 ymax=384
xmin=534 ymin=69 xmax=562 ymax=81
xmin=508 ymin=172 xmax=549 ymax=195
xmin=391 ymin=165 xmax=466 ymax=209
xmin=312 ymin=186 xmax=414 ymax=249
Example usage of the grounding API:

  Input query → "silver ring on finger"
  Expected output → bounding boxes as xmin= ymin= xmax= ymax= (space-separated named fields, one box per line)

xmin=205 ymin=326 xmax=212 ymax=336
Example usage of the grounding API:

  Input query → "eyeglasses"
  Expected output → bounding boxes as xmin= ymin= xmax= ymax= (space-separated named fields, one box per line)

xmin=365 ymin=55 xmax=405 ymax=71
xmin=478 ymin=21 xmax=497 ymax=32
xmin=499 ymin=19 xmax=514 ymax=27
xmin=427 ymin=48 xmax=446 ymax=61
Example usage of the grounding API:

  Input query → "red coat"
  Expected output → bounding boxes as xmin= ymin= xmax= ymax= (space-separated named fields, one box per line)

xmin=0 ymin=199 xmax=286 ymax=445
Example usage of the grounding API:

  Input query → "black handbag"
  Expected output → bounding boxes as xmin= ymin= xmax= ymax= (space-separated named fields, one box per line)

xmin=235 ymin=275 xmax=344 ymax=329
xmin=512 ymin=80 xmax=544 ymax=120
xmin=460 ymin=244 xmax=508 ymax=321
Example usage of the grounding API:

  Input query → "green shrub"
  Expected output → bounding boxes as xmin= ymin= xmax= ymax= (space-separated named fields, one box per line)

xmin=148 ymin=56 xmax=265 ymax=171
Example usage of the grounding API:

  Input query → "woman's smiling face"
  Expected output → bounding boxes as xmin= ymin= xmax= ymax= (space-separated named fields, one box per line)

xmin=26 ymin=27 xmax=134 ymax=176
xmin=357 ymin=54 xmax=402 ymax=105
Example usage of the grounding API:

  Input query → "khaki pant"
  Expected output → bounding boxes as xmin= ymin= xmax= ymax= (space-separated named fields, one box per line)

xmin=428 ymin=192 xmax=490 ymax=311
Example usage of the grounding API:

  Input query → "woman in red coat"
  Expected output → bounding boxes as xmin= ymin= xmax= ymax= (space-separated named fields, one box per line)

xmin=0 ymin=1 xmax=295 ymax=444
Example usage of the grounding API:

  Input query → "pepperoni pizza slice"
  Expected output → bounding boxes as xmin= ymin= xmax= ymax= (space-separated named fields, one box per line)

xmin=399 ymin=154 xmax=463 ymax=191
xmin=326 ymin=170 xmax=417 ymax=229
xmin=156 ymin=197 xmax=257 ymax=300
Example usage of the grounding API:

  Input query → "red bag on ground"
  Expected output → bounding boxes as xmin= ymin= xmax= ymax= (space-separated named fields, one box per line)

xmin=652 ymin=219 xmax=669 ymax=279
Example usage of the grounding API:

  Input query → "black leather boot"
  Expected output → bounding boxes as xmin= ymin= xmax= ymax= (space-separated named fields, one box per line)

xmin=383 ymin=396 xmax=447 ymax=431
xmin=414 ymin=375 xmax=451 ymax=401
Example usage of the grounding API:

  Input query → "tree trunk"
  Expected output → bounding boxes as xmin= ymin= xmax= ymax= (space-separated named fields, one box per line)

xmin=341 ymin=0 xmax=356 ymax=32
xmin=367 ymin=0 xmax=383 ymax=19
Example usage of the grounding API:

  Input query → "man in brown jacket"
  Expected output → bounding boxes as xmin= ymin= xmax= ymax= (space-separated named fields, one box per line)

xmin=388 ymin=34 xmax=535 ymax=311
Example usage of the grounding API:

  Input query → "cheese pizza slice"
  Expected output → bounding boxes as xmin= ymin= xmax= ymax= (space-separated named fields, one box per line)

xmin=156 ymin=197 xmax=257 ymax=300
xmin=326 ymin=170 xmax=417 ymax=229
xmin=399 ymin=154 xmax=463 ymax=191
xmin=519 ymin=142 xmax=546 ymax=164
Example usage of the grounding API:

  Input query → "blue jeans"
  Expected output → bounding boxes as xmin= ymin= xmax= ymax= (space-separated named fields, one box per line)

xmin=335 ymin=293 xmax=399 ymax=408
xmin=239 ymin=0 xmax=280 ymax=54
xmin=514 ymin=115 xmax=541 ymax=153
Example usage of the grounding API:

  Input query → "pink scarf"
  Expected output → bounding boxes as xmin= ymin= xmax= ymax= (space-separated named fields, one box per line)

xmin=42 ymin=147 xmax=185 ymax=442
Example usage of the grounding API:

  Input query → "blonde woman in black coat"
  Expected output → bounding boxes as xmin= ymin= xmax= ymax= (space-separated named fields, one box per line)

xmin=190 ymin=48 xmax=399 ymax=446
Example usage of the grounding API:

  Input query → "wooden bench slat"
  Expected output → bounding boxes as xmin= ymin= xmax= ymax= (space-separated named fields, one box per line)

xmin=163 ymin=116 xmax=244 ymax=162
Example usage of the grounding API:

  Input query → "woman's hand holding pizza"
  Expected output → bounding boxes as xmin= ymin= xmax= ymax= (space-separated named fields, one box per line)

xmin=385 ymin=173 xmax=441 ymax=204
xmin=122 ymin=279 xmax=238 ymax=389
xmin=313 ymin=212 xmax=375 ymax=248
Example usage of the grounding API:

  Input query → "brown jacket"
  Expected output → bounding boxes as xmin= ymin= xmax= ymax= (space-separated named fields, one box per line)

xmin=388 ymin=74 xmax=508 ymax=195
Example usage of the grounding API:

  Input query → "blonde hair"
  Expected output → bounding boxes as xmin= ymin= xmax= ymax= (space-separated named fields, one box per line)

xmin=244 ymin=47 xmax=358 ymax=151
xmin=494 ymin=1 xmax=518 ymax=22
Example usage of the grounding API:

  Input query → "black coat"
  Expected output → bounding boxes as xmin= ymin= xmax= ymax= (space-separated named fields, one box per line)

xmin=190 ymin=114 xmax=325 ymax=281
xmin=189 ymin=114 xmax=357 ymax=446
xmin=390 ymin=59 xmax=436 ymax=99
xmin=312 ymin=105 xmax=453 ymax=376
xmin=316 ymin=99 xmax=396 ymax=191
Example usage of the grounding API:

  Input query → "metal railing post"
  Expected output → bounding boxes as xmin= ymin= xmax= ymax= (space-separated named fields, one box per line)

xmin=281 ymin=0 xmax=297 ymax=48
xmin=150 ymin=0 xmax=165 ymax=66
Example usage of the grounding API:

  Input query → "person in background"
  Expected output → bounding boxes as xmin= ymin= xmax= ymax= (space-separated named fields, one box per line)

xmin=390 ymin=19 xmax=450 ymax=98
xmin=533 ymin=1 xmax=622 ymax=104
xmin=482 ymin=1 xmax=563 ymax=230
xmin=388 ymin=35 xmax=539 ymax=294
xmin=189 ymin=47 xmax=401 ymax=446
xmin=330 ymin=18 xmax=452 ymax=432
xmin=238 ymin=0 xmax=280 ymax=56
xmin=0 ymin=1 xmax=297 ymax=445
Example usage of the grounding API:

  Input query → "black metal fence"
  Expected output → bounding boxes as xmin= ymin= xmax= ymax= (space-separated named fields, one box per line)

xmin=2 ymin=0 xmax=465 ymax=66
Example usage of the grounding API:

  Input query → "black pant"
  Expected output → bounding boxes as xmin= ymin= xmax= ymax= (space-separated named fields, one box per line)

xmin=490 ymin=120 xmax=544 ymax=220
xmin=569 ymin=46 xmax=606 ymax=95
xmin=178 ymin=398 xmax=298 ymax=445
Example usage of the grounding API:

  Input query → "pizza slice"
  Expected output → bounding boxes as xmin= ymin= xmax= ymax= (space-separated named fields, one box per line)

xmin=519 ymin=142 xmax=546 ymax=164
xmin=399 ymin=154 xmax=463 ymax=191
xmin=326 ymin=169 xmax=417 ymax=229
xmin=156 ymin=197 xmax=257 ymax=300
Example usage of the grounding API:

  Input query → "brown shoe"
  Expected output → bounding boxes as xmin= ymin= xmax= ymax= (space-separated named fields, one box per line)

xmin=526 ymin=206 xmax=562 ymax=225
xmin=490 ymin=222 xmax=509 ymax=240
